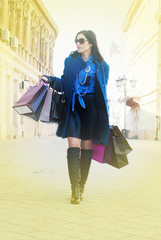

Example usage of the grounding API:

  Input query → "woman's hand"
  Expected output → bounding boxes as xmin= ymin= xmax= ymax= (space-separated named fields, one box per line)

xmin=40 ymin=75 xmax=49 ymax=83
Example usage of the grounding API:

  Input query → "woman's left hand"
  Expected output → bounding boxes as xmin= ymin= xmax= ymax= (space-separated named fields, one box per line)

xmin=40 ymin=75 xmax=49 ymax=83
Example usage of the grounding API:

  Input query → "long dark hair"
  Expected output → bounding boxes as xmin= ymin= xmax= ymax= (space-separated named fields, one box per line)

xmin=70 ymin=30 xmax=104 ymax=63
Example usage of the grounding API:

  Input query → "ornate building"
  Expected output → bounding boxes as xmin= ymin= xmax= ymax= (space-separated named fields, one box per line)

xmin=0 ymin=0 xmax=58 ymax=139
xmin=122 ymin=0 xmax=161 ymax=140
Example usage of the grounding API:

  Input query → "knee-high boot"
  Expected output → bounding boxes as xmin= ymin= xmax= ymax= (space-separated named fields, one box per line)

xmin=67 ymin=147 xmax=81 ymax=204
xmin=79 ymin=149 xmax=92 ymax=200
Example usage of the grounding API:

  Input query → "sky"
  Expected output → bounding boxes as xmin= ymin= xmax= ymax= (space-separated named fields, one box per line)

xmin=42 ymin=0 xmax=133 ymax=98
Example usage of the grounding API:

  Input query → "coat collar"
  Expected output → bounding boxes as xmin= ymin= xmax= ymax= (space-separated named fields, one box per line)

xmin=76 ymin=53 xmax=101 ymax=66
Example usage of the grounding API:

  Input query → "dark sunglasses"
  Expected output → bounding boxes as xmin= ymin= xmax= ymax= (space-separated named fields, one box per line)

xmin=75 ymin=38 xmax=87 ymax=44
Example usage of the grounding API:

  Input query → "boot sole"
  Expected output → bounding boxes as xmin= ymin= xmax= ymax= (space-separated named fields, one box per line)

xmin=70 ymin=199 xmax=80 ymax=204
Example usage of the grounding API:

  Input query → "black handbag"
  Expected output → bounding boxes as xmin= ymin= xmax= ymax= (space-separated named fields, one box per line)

xmin=50 ymin=90 xmax=67 ymax=124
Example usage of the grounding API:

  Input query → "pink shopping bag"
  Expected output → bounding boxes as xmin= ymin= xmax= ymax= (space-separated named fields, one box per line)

xmin=92 ymin=143 xmax=106 ymax=163
xmin=92 ymin=135 xmax=113 ymax=164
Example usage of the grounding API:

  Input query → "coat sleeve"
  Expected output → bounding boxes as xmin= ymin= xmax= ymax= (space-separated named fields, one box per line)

xmin=103 ymin=61 xmax=110 ymax=85
xmin=45 ymin=57 xmax=68 ymax=91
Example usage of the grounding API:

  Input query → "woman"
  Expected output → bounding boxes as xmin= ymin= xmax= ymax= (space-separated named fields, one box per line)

xmin=42 ymin=30 xmax=110 ymax=204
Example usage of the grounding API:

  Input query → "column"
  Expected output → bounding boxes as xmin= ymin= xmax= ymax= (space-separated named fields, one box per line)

xmin=49 ymin=35 xmax=54 ymax=73
xmin=34 ymin=16 xmax=40 ymax=60
xmin=41 ymin=25 xmax=45 ymax=65
xmin=31 ymin=27 xmax=36 ymax=56
xmin=0 ymin=0 xmax=9 ymax=28
xmin=9 ymin=0 xmax=16 ymax=36
xmin=44 ymin=29 xmax=49 ymax=67
xmin=0 ymin=68 xmax=7 ymax=139
xmin=36 ymin=30 xmax=40 ymax=59
xmin=16 ymin=1 xmax=23 ymax=44
xmin=157 ymin=6 xmax=161 ymax=140
xmin=23 ymin=0 xmax=30 ymax=50
xmin=31 ymin=11 xmax=37 ymax=57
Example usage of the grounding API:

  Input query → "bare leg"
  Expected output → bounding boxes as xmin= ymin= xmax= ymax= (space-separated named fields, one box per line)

xmin=68 ymin=137 xmax=81 ymax=148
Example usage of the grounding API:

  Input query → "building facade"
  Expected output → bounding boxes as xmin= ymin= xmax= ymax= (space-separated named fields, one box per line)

xmin=122 ymin=0 xmax=161 ymax=140
xmin=0 ymin=0 xmax=58 ymax=139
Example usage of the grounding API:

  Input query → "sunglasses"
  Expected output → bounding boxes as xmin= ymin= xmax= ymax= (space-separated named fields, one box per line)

xmin=75 ymin=38 xmax=87 ymax=44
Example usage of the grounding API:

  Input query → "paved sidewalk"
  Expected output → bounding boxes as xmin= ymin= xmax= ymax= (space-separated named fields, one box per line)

xmin=0 ymin=136 xmax=161 ymax=240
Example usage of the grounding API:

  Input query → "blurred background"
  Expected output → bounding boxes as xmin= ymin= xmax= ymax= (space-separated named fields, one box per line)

xmin=0 ymin=0 xmax=161 ymax=141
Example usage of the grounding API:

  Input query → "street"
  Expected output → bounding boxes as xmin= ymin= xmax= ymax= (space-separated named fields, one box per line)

xmin=0 ymin=137 xmax=161 ymax=240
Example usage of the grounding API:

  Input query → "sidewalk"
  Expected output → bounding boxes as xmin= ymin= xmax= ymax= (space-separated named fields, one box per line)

xmin=0 ymin=137 xmax=161 ymax=240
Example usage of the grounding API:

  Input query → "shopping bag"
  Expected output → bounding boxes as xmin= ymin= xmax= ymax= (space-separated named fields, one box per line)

xmin=92 ymin=125 xmax=132 ymax=169
xmin=92 ymin=143 xmax=106 ymax=163
xmin=92 ymin=132 xmax=113 ymax=164
xmin=105 ymin=135 xmax=129 ymax=169
xmin=25 ymin=97 xmax=45 ymax=121
xmin=13 ymin=80 xmax=48 ymax=115
xmin=39 ymin=88 xmax=53 ymax=122
xmin=111 ymin=125 xmax=132 ymax=154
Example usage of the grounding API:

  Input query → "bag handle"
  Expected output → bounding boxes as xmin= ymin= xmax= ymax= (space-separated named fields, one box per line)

xmin=33 ymin=79 xmax=49 ymax=89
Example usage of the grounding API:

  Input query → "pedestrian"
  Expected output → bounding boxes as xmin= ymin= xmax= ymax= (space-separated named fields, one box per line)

xmin=42 ymin=30 xmax=110 ymax=204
